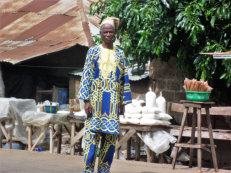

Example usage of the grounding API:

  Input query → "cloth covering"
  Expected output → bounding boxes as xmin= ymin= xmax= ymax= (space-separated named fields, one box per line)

xmin=22 ymin=111 xmax=69 ymax=127
xmin=78 ymin=45 xmax=132 ymax=135
xmin=0 ymin=98 xmax=37 ymax=144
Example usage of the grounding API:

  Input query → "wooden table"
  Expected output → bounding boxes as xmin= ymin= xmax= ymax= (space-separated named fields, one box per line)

xmin=69 ymin=116 xmax=169 ymax=162
xmin=116 ymin=124 xmax=169 ymax=162
xmin=68 ymin=117 xmax=85 ymax=156
xmin=0 ymin=117 xmax=13 ymax=148
xmin=171 ymin=100 xmax=218 ymax=172
xmin=27 ymin=123 xmax=70 ymax=153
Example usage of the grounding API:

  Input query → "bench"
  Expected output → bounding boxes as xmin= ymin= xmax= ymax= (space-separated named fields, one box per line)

xmin=167 ymin=102 xmax=231 ymax=141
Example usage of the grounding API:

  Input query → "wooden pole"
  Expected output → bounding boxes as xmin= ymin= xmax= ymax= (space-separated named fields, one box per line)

xmin=28 ymin=125 xmax=32 ymax=151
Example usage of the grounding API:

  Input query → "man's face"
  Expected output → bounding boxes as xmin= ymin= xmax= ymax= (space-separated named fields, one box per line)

xmin=100 ymin=24 xmax=115 ymax=44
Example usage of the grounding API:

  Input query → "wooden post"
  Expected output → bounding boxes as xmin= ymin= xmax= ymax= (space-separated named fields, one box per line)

xmin=206 ymin=107 xmax=218 ymax=172
xmin=8 ymin=119 xmax=13 ymax=149
xmin=28 ymin=125 xmax=32 ymax=151
xmin=0 ymin=125 xmax=3 ymax=148
xmin=197 ymin=108 xmax=202 ymax=172
xmin=30 ymin=124 xmax=49 ymax=152
xmin=172 ymin=106 xmax=189 ymax=169
xmin=49 ymin=124 xmax=54 ymax=154
xmin=115 ymin=134 xmax=120 ymax=159
xmin=70 ymin=122 xmax=75 ymax=155
xmin=57 ymin=125 xmax=62 ymax=154
xmin=189 ymin=107 xmax=197 ymax=167
xmin=135 ymin=134 xmax=140 ymax=161
xmin=126 ymin=137 xmax=131 ymax=160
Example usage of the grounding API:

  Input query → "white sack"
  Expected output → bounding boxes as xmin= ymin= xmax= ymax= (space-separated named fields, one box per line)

xmin=127 ymin=118 xmax=140 ymax=124
xmin=140 ymin=118 xmax=171 ymax=126
xmin=142 ymin=106 xmax=161 ymax=114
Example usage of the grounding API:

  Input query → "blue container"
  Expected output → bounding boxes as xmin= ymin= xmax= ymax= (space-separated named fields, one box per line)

xmin=4 ymin=143 xmax=25 ymax=150
xmin=44 ymin=105 xmax=58 ymax=113
xmin=58 ymin=88 xmax=68 ymax=105
xmin=35 ymin=147 xmax=43 ymax=152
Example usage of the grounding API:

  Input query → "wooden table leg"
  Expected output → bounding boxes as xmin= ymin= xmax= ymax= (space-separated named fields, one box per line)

xmin=8 ymin=119 xmax=13 ymax=149
xmin=28 ymin=125 xmax=32 ymax=151
xmin=126 ymin=138 xmax=131 ymax=160
xmin=31 ymin=124 xmax=49 ymax=152
xmin=115 ymin=134 xmax=120 ymax=159
xmin=147 ymin=132 xmax=154 ymax=163
xmin=135 ymin=134 xmax=140 ymax=161
xmin=70 ymin=122 xmax=75 ymax=156
xmin=206 ymin=108 xmax=219 ymax=172
xmin=49 ymin=124 xmax=54 ymax=153
xmin=57 ymin=125 xmax=62 ymax=154
xmin=197 ymin=108 xmax=202 ymax=173
xmin=189 ymin=107 xmax=197 ymax=167
xmin=0 ymin=126 xmax=2 ymax=148
xmin=172 ymin=107 xmax=189 ymax=169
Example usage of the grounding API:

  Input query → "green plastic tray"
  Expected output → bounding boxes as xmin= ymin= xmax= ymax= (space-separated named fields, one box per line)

xmin=185 ymin=91 xmax=211 ymax=102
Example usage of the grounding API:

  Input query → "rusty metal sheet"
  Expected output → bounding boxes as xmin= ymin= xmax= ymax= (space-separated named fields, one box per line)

xmin=15 ymin=14 xmax=75 ymax=40
xmin=0 ymin=12 xmax=27 ymax=29
xmin=0 ymin=0 xmax=33 ymax=13
xmin=0 ymin=0 xmax=99 ymax=64
xmin=1 ymin=12 xmax=51 ymax=39
xmin=39 ymin=0 xmax=77 ymax=15
xmin=19 ymin=0 xmax=60 ymax=13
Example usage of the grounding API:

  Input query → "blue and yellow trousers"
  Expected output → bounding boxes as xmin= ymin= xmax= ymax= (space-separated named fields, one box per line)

xmin=83 ymin=120 xmax=117 ymax=173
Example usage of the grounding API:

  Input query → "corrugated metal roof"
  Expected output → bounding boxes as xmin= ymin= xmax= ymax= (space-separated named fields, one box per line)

xmin=0 ymin=0 xmax=98 ymax=64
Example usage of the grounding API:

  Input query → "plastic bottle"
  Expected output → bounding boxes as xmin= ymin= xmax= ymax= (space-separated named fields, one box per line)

xmin=156 ymin=91 xmax=166 ymax=113
xmin=145 ymin=88 xmax=156 ymax=108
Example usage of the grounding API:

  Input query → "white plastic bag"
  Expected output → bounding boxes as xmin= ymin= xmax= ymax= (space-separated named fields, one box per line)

xmin=142 ymin=130 xmax=177 ymax=155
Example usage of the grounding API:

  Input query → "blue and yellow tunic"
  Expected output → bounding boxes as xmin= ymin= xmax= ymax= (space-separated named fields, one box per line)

xmin=78 ymin=45 xmax=132 ymax=135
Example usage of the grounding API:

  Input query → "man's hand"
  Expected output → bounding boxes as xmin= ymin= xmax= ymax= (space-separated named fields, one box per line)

xmin=120 ymin=105 xmax=125 ymax=115
xmin=84 ymin=101 xmax=92 ymax=117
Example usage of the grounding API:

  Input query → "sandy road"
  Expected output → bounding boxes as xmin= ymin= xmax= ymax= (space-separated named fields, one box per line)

xmin=0 ymin=149 xmax=229 ymax=173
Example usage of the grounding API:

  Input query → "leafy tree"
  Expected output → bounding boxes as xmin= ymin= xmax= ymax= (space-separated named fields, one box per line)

xmin=90 ymin=0 xmax=231 ymax=89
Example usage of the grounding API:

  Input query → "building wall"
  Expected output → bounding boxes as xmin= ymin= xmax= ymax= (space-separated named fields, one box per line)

xmin=149 ymin=57 xmax=186 ymax=103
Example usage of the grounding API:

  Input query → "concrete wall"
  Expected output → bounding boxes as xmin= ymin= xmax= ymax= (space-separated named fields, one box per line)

xmin=149 ymin=57 xmax=186 ymax=103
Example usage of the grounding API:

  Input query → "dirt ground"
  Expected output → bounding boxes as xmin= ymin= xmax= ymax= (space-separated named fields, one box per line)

xmin=0 ymin=149 xmax=230 ymax=173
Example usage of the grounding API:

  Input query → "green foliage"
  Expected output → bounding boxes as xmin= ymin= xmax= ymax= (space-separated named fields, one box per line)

xmin=91 ymin=0 xmax=231 ymax=88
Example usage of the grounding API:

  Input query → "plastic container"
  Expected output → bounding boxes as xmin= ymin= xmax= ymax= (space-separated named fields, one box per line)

xmin=35 ymin=147 xmax=43 ymax=152
xmin=146 ymin=88 xmax=156 ymax=108
xmin=185 ymin=91 xmax=211 ymax=102
xmin=44 ymin=105 xmax=58 ymax=113
xmin=156 ymin=91 xmax=166 ymax=113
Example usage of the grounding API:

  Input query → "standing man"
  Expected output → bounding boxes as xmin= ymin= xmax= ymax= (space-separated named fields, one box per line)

xmin=78 ymin=17 xmax=132 ymax=173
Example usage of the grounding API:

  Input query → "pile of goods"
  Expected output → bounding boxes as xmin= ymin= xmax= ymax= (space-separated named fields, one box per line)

xmin=120 ymin=89 xmax=172 ymax=126
xmin=183 ymin=78 xmax=213 ymax=92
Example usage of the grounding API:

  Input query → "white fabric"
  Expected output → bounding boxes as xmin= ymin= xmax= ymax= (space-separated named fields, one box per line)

xmin=0 ymin=98 xmax=37 ymax=144
xmin=101 ymin=19 xmax=115 ymax=28
xmin=139 ymin=118 xmax=171 ymax=126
